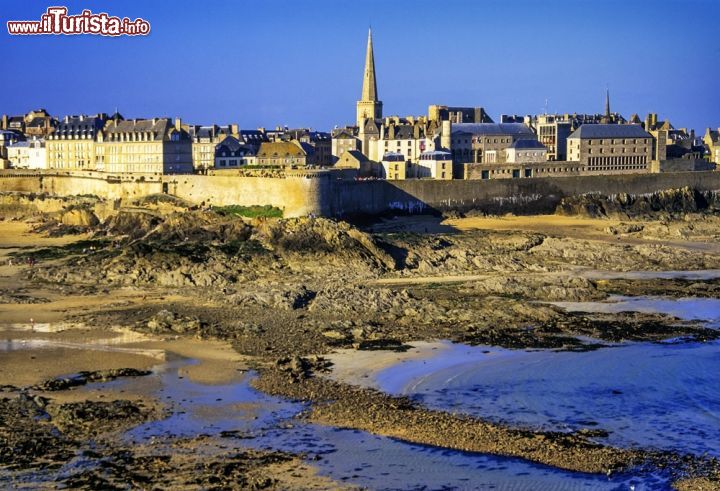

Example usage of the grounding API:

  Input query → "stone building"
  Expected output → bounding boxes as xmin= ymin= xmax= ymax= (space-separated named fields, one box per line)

xmin=99 ymin=117 xmax=193 ymax=174
xmin=451 ymin=123 xmax=536 ymax=164
xmin=703 ymin=127 xmax=720 ymax=164
xmin=23 ymin=109 xmax=56 ymax=138
xmin=6 ymin=138 xmax=46 ymax=169
xmin=256 ymin=141 xmax=307 ymax=167
xmin=189 ymin=124 xmax=238 ymax=171
xmin=46 ymin=114 xmax=108 ymax=170
xmin=1 ymin=110 xmax=56 ymax=138
xmin=417 ymin=150 xmax=452 ymax=180
xmin=380 ymin=152 xmax=408 ymax=180
xmin=238 ymin=129 xmax=269 ymax=152
xmin=428 ymin=105 xmax=493 ymax=124
xmin=567 ymin=124 xmax=653 ymax=173
xmin=331 ymin=128 xmax=361 ymax=164
xmin=505 ymin=139 xmax=547 ymax=164
xmin=273 ymin=128 xmax=332 ymax=166
xmin=214 ymin=136 xmax=256 ymax=168
xmin=533 ymin=115 xmax=573 ymax=161
xmin=375 ymin=117 xmax=442 ymax=164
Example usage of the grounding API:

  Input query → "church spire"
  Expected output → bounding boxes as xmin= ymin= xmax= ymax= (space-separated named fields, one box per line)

xmin=356 ymin=28 xmax=382 ymax=128
xmin=361 ymin=28 xmax=378 ymax=102
xmin=605 ymin=87 xmax=611 ymax=119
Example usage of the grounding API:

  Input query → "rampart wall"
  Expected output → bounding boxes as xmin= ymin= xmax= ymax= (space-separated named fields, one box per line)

xmin=330 ymin=171 xmax=720 ymax=216
xmin=1 ymin=170 xmax=719 ymax=218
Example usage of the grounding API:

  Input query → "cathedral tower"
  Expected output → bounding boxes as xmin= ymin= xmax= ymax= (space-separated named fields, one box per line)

xmin=356 ymin=29 xmax=383 ymax=128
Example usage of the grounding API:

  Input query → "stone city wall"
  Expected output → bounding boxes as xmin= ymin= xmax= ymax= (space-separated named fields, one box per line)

xmin=329 ymin=171 xmax=720 ymax=216
xmin=1 ymin=170 xmax=720 ymax=218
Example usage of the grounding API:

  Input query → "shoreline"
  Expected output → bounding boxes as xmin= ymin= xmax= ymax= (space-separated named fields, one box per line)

xmin=2 ymin=194 xmax=720 ymax=488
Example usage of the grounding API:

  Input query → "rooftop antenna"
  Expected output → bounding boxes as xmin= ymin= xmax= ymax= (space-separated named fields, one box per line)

xmin=544 ymin=98 xmax=549 ymax=115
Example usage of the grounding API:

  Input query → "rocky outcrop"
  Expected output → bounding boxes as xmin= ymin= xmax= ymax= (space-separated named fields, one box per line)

xmin=556 ymin=187 xmax=720 ymax=219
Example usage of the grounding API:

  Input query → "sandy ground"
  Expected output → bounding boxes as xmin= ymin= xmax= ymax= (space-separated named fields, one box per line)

xmin=446 ymin=214 xmax=720 ymax=253
xmin=324 ymin=341 xmax=448 ymax=387
xmin=0 ymin=222 xmax=248 ymax=388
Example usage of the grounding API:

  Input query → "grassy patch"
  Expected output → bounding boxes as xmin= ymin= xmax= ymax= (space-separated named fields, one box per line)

xmin=10 ymin=239 xmax=112 ymax=261
xmin=212 ymin=205 xmax=283 ymax=219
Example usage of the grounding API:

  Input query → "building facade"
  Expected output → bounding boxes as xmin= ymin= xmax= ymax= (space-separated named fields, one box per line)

xmin=189 ymin=124 xmax=238 ymax=171
xmin=451 ymin=123 xmax=536 ymax=164
xmin=417 ymin=150 xmax=452 ymax=180
xmin=214 ymin=136 xmax=256 ymax=168
xmin=704 ymin=128 xmax=720 ymax=164
xmin=46 ymin=114 xmax=108 ymax=170
xmin=375 ymin=118 xmax=442 ymax=164
xmin=256 ymin=141 xmax=307 ymax=167
xmin=567 ymin=124 xmax=653 ymax=173
xmin=380 ymin=152 xmax=408 ymax=180
xmin=505 ymin=139 xmax=547 ymax=163
xmin=100 ymin=117 xmax=193 ymax=174
xmin=6 ymin=138 xmax=46 ymax=169
xmin=428 ymin=105 xmax=493 ymax=124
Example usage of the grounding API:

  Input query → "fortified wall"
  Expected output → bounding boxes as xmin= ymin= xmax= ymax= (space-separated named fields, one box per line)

xmin=1 ymin=170 xmax=720 ymax=218
xmin=0 ymin=170 xmax=326 ymax=217
xmin=330 ymin=172 xmax=720 ymax=216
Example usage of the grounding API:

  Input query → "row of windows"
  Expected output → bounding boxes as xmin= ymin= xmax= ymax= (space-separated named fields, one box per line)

xmin=587 ymin=156 xmax=647 ymax=166
xmin=589 ymin=139 xmax=646 ymax=145
xmin=588 ymin=147 xmax=643 ymax=154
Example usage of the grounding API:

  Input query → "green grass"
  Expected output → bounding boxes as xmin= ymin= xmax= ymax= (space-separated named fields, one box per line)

xmin=10 ymin=238 xmax=112 ymax=261
xmin=212 ymin=205 xmax=283 ymax=219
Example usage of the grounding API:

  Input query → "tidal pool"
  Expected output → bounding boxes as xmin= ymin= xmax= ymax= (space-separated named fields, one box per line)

xmin=374 ymin=295 xmax=720 ymax=461
xmin=553 ymin=296 xmax=720 ymax=327
xmin=117 ymin=357 xmax=671 ymax=490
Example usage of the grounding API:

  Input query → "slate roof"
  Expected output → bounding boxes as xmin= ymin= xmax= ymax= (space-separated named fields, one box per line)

xmin=568 ymin=124 xmax=651 ymax=139
xmin=27 ymin=117 xmax=47 ymax=128
xmin=215 ymin=136 xmax=254 ymax=157
xmin=382 ymin=152 xmax=405 ymax=161
xmin=239 ymin=130 xmax=268 ymax=144
xmin=451 ymin=123 xmax=534 ymax=137
xmin=509 ymin=139 xmax=546 ymax=150
xmin=52 ymin=115 xmax=106 ymax=139
xmin=103 ymin=118 xmax=188 ymax=141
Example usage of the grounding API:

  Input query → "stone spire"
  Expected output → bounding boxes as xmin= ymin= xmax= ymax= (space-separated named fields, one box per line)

xmin=361 ymin=28 xmax=378 ymax=102
xmin=605 ymin=88 xmax=611 ymax=119
xmin=356 ymin=28 xmax=383 ymax=128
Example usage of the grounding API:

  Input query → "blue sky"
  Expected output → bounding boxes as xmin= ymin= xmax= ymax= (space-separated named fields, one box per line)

xmin=2 ymin=0 xmax=719 ymax=132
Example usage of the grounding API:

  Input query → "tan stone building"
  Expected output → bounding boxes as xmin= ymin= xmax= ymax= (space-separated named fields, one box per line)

xmin=6 ymin=138 xmax=46 ymax=169
xmin=704 ymin=127 xmax=720 ymax=164
xmin=505 ymin=139 xmax=547 ymax=164
xmin=376 ymin=118 xmax=442 ymax=164
xmin=46 ymin=114 xmax=108 ymax=170
xmin=567 ymin=124 xmax=653 ymax=173
xmin=189 ymin=124 xmax=238 ymax=171
xmin=380 ymin=152 xmax=408 ymax=180
xmin=99 ymin=117 xmax=193 ymax=174
xmin=214 ymin=136 xmax=256 ymax=168
xmin=331 ymin=128 xmax=360 ymax=163
xmin=417 ymin=150 xmax=452 ymax=180
xmin=256 ymin=141 xmax=307 ymax=167
xmin=428 ymin=105 xmax=492 ymax=124
xmin=451 ymin=123 xmax=536 ymax=164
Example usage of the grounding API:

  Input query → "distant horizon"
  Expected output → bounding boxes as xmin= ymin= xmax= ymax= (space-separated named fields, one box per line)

xmin=2 ymin=0 xmax=719 ymax=132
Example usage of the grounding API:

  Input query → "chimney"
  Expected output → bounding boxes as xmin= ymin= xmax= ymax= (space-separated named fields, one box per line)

xmin=230 ymin=124 xmax=239 ymax=136
xmin=1 ymin=114 xmax=6 ymax=129
xmin=175 ymin=118 xmax=181 ymax=131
